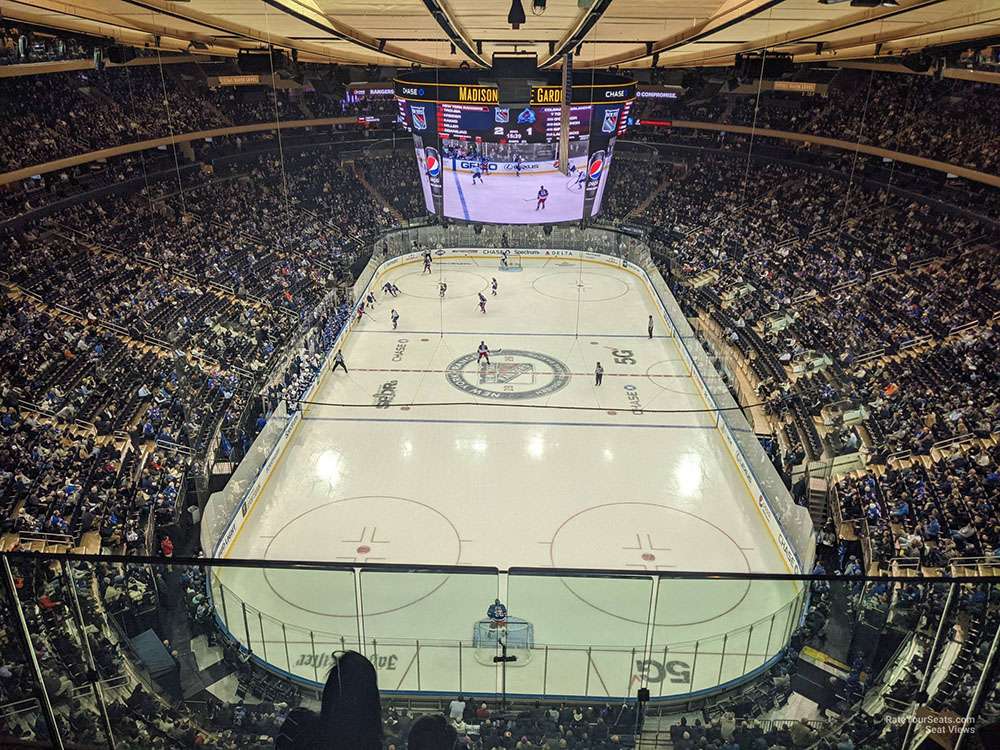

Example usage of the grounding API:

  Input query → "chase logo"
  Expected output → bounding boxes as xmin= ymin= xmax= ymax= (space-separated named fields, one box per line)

xmin=425 ymin=149 xmax=441 ymax=177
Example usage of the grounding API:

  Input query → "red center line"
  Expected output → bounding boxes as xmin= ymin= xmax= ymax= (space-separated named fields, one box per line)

xmin=352 ymin=367 xmax=688 ymax=378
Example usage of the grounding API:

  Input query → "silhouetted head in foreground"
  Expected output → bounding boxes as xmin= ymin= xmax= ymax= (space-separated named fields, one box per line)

xmin=276 ymin=651 xmax=383 ymax=749
xmin=407 ymin=714 xmax=458 ymax=749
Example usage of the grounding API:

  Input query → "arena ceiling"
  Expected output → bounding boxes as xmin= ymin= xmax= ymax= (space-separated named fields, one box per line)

xmin=1 ymin=0 xmax=998 ymax=69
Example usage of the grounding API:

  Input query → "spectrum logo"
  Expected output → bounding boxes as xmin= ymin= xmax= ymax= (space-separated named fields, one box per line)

xmin=425 ymin=150 xmax=441 ymax=177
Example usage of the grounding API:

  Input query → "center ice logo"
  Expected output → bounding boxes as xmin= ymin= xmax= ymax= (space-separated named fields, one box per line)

xmin=445 ymin=350 xmax=570 ymax=401
xmin=425 ymin=151 xmax=441 ymax=177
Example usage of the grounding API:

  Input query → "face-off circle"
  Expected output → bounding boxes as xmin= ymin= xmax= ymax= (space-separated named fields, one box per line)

xmin=445 ymin=350 xmax=571 ymax=401
xmin=396 ymin=269 xmax=491 ymax=299
xmin=263 ymin=496 xmax=462 ymax=617
xmin=532 ymin=271 xmax=629 ymax=302
xmin=548 ymin=502 xmax=752 ymax=627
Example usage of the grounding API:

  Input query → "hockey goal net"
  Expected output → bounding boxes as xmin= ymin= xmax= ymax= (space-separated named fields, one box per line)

xmin=472 ymin=616 xmax=534 ymax=666
xmin=499 ymin=253 xmax=522 ymax=271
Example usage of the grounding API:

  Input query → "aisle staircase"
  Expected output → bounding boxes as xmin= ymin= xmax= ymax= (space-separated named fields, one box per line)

xmin=351 ymin=162 xmax=404 ymax=224
xmin=628 ymin=173 xmax=674 ymax=219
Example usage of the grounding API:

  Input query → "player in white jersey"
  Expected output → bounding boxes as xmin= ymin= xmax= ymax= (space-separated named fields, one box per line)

xmin=439 ymin=281 xmax=447 ymax=298
xmin=391 ymin=309 xmax=399 ymax=329
xmin=491 ymin=278 xmax=498 ymax=296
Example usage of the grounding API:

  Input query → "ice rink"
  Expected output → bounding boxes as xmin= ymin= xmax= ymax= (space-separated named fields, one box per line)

xmin=215 ymin=254 xmax=803 ymax=698
xmin=442 ymin=157 xmax=587 ymax=223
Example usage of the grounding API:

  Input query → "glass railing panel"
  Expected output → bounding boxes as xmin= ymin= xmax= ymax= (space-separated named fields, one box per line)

xmin=212 ymin=564 xmax=359 ymax=688
xmin=0 ymin=559 xmax=56 ymax=747
xmin=359 ymin=569 xmax=498 ymax=694
xmin=507 ymin=572 xmax=653 ymax=699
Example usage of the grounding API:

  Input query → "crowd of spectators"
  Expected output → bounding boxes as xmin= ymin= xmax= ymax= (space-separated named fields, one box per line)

xmin=631 ymin=68 xmax=1000 ymax=175
xmin=0 ymin=60 xmax=396 ymax=173
xmin=603 ymin=146 xmax=999 ymax=573
xmin=0 ymin=142 xmax=409 ymax=557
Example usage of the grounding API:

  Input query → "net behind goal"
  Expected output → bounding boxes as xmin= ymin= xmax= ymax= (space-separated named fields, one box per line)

xmin=472 ymin=616 xmax=534 ymax=665
xmin=499 ymin=253 xmax=522 ymax=271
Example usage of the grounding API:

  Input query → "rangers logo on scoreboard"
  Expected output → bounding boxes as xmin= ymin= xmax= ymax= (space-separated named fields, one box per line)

xmin=494 ymin=107 xmax=509 ymax=123
xmin=602 ymin=108 xmax=620 ymax=133
xmin=411 ymin=105 xmax=427 ymax=130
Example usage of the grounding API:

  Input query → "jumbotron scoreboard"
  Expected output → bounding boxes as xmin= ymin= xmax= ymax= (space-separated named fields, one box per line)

xmin=395 ymin=70 xmax=635 ymax=224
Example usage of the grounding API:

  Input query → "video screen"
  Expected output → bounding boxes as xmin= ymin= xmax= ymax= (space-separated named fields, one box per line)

xmin=401 ymin=100 xmax=626 ymax=224
xmin=439 ymin=139 xmax=591 ymax=224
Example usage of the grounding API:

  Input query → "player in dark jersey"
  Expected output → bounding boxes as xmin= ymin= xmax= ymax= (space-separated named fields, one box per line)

xmin=536 ymin=185 xmax=549 ymax=210
xmin=478 ymin=292 xmax=487 ymax=314
xmin=477 ymin=341 xmax=490 ymax=364
xmin=513 ymin=154 xmax=522 ymax=177
xmin=491 ymin=278 xmax=498 ymax=296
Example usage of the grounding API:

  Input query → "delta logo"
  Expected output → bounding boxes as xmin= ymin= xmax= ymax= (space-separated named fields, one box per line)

xmin=425 ymin=150 xmax=441 ymax=177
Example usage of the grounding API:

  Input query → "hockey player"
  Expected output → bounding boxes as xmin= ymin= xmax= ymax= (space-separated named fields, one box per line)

xmin=595 ymin=361 xmax=604 ymax=386
xmin=536 ymin=185 xmax=549 ymax=211
xmin=471 ymin=164 xmax=484 ymax=185
xmin=480 ymin=155 xmax=490 ymax=178
xmin=391 ymin=309 xmax=399 ymax=330
xmin=491 ymin=278 xmax=498 ymax=296
xmin=439 ymin=281 xmax=447 ymax=298
xmin=382 ymin=281 xmax=395 ymax=296
xmin=478 ymin=292 xmax=487 ymax=314
xmin=513 ymin=154 xmax=522 ymax=177
xmin=366 ymin=292 xmax=376 ymax=308
xmin=500 ymin=250 xmax=509 ymax=269
xmin=356 ymin=301 xmax=365 ymax=322
xmin=487 ymin=598 xmax=507 ymax=626
xmin=423 ymin=251 xmax=432 ymax=274
xmin=648 ymin=314 xmax=654 ymax=339
xmin=390 ymin=282 xmax=401 ymax=296
xmin=477 ymin=341 xmax=490 ymax=364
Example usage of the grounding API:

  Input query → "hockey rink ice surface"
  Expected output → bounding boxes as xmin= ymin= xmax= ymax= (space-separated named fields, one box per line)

xmin=216 ymin=255 xmax=802 ymax=698
xmin=442 ymin=157 xmax=587 ymax=223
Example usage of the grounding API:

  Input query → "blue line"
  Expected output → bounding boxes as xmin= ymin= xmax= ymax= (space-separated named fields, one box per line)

xmin=451 ymin=166 xmax=471 ymax=221
xmin=301 ymin=415 xmax=716 ymax=430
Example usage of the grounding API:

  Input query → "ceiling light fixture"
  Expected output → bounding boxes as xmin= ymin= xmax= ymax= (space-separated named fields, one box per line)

xmin=508 ymin=0 xmax=527 ymax=29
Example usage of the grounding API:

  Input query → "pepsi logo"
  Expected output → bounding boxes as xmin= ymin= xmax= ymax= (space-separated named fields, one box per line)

xmin=425 ymin=153 xmax=441 ymax=176
xmin=588 ymin=158 xmax=603 ymax=180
